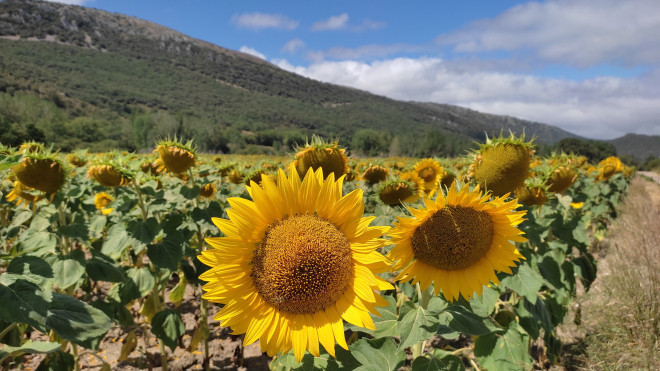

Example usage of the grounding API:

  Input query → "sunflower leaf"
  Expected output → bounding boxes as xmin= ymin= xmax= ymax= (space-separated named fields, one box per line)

xmin=151 ymin=308 xmax=185 ymax=351
xmin=442 ymin=304 xmax=501 ymax=336
xmin=474 ymin=322 xmax=532 ymax=370
xmin=350 ymin=337 xmax=405 ymax=371
xmin=500 ymin=264 xmax=543 ymax=304
xmin=397 ymin=302 xmax=441 ymax=350
xmin=411 ymin=349 xmax=465 ymax=371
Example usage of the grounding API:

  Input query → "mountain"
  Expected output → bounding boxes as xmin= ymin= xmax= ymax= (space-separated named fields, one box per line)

xmin=608 ymin=134 xmax=660 ymax=161
xmin=0 ymin=0 xmax=579 ymax=155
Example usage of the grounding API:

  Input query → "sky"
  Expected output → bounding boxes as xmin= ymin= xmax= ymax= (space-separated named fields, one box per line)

xmin=47 ymin=0 xmax=660 ymax=140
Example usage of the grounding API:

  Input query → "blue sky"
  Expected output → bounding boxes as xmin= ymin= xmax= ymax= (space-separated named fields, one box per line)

xmin=51 ymin=0 xmax=660 ymax=139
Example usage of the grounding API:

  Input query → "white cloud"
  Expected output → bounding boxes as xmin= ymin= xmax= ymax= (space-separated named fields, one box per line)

xmin=312 ymin=13 xmax=349 ymax=31
xmin=353 ymin=19 xmax=386 ymax=32
xmin=273 ymin=57 xmax=660 ymax=139
xmin=43 ymin=0 xmax=89 ymax=4
xmin=281 ymin=39 xmax=305 ymax=54
xmin=231 ymin=12 xmax=298 ymax=31
xmin=312 ymin=43 xmax=429 ymax=61
xmin=436 ymin=0 xmax=660 ymax=67
xmin=239 ymin=46 xmax=266 ymax=60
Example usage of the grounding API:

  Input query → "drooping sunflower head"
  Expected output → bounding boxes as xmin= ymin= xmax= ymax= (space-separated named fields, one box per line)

xmin=378 ymin=174 xmax=423 ymax=206
xmin=545 ymin=165 xmax=578 ymax=194
xmin=413 ymin=158 xmax=443 ymax=194
xmin=67 ymin=152 xmax=88 ymax=168
xmin=361 ymin=165 xmax=389 ymax=185
xmin=154 ymin=138 xmax=197 ymax=174
xmin=199 ymin=183 xmax=216 ymax=199
xmin=18 ymin=141 xmax=45 ymax=154
xmin=198 ymin=168 xmax=393 ymax=362
xmin=468 ymin=133 xmax=534 ymax=197
xmin=5 ymin=181 xmax=44 ymax=208
xmin=291 ymin=135 xmax=350 ymax=180
xmin=439 ymin=169 xmax=457 ymax=191
xmin=387 ymin=181 xmax=527 ymax=301
xmin=244 ymin=169 xmax=271 ymax=186
xmin=94 ymin=192 xmax=114 ymax=215
xmin=11 ymin=153 xmax=66 ymax=194
xmin=514 ymin=184 xmax=548 ymax=207
xmin=227 ymin=169 xmax=245 ymax=184
xmin=594 ymin=156 xmax=624 ymax=182
xmin=87 ymin=163 xmax=132 ymax=187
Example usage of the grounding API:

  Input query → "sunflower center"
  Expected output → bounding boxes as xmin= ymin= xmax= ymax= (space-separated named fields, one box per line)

xmin=251 ymin=214 xmax=353 ymax=314
xmin=419 ymin=167 xmax=437 ymax=183
xmin=411 ymin=206 xmax=494 ymax=270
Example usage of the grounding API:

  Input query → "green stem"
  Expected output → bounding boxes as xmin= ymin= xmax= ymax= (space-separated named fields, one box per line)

xmin=132 ymin=183 xmax=148 ymax=221
xmin=159 ymin=340 xmax=169 ymax=371
xmin=411 ymin=283 xmax=432 ymax=359
xmin=71 ymin=343 xmax=80 ymax=371
xmin=0 ymin=322 xmax=18 ymax=341
xmin=57 ymin=202 xmax=71 ymax=255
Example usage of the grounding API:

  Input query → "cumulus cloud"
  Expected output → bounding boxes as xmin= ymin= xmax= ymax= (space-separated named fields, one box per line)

xmin=436 ymin=0 xmax=660 ymax=67
xmin=231 ymin=12 xmax=298 ymax=30
xmin=273 ymin=57 xmax=660 ymax=139
xmin=312 ymin=13 xmax=349 ymax=31
xmin=281 ymin=39 xmax=305 ymax=54
xmin=239 ymin=46 xmax=266 ymax=60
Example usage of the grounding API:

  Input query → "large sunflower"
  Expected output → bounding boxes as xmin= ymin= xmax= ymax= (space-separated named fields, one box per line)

xmin=199 ymin=168 xmax=392 ymax=361
xmin=387 ymin=181 xmax=527 ymax=301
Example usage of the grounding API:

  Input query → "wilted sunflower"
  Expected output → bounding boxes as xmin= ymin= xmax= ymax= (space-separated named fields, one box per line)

xmin=361 ymin=165 xmax=389 ymax=185
xmin=6 ymin=181 xmax=44 ymax=208
xmin=594 ymin=156 xmax=624 ymax=182
xmin=291 ymin=136 xmax=349 ymax=180
xmin=515 ymin=185 xmax=547 ymax=207
xmin=199 ymin=168 xmax=392 ymax=362
xmin=199 ymin=183 xmax=216 ymax=199
xmin=413 ymin=158 xmax=443 ymax=195
xmin=545 ymin=166 xmax=577 ymax=194
xmin=18 ymin=141 xmax=45 ymax=154
xmin=67 ymin=152 xmax=87 ymax=167
xmin=155 ymin=139 xmax=197 ymax=174
xmin=379 ymin=173 xmax=424 ymax=206
xmin=88 ymin=163 xmax=132 ymax=187
xmin=12 ymin=154 xmax=65 ymax=194
xmin=387 ymin=181 xmax=527 ymax=301
xmin=469 ymin=133 xmax=534 ymax=197
xmin=94 ymin=192 xmax=114 ymax=215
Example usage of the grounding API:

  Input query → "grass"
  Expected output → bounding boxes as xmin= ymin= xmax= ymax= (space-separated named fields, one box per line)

xmin=578 ymin=176 xmax=660 ymax=369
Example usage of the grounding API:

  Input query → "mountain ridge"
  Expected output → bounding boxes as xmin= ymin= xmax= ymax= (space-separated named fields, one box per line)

xmin=1 ymin=0 xmax=584 ymax=155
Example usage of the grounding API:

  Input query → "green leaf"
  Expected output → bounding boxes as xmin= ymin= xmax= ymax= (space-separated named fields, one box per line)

xmin=7 ymin=256 xmax=53 ymax=285
xmin=9 ymin=208 xmax=33 ymax=228
xmin=35 ymin=349 xmax=75 ymax=371
xmin=180 ymin=185 xmax=201 ymax=200
xmin=0 ymin=153 xmax=22 ymax=170
xmin=88 ymin=215 xmax=107 ymax=236
xmin=411 ymin=349 xmax=465 ymax=371
xmin=101 ymin=224 xmax=132 ymax=260
xmin=147 ymin=232 xmax=184 ymax=271
xmin=127 ymin=217 xmax=161 ymax=245
xmin=500 ymin=264 xmax=543 ymax=304
xmin=86 ymin=254 xmax=126 ymax=283
xmin=126 ymin=267 xmax=156 ymax=298
xmin=29 ymin=215 xmax=51 ymax=232
xmin=538 ymin=252 xmax=564 ymax=290
xmin=0 ymin=340 xmax=61 ymax=363
xmin=46 ymin=293 xmax=113 ymax=348
xmin=573 ymin=253 xmax=597 ymax=291
xmin=474 ymin=322 xmax=532 ymax=370
xmin=151 ymin=308 xmax=185 ymax=351
xmin=469 ymin=286 xmax=499 ymax=317
xmin=350 ymin=337 xmax=405 ymax=371
xmin=52 ymin=250 xmax=86 ymax=289
xmin=397 ymin=301 xmax=441 ymax=350
xmin=443 ymin=304 xmax=501 ymax=336
xmin=18 ymin=230 xmax=57 ymax=256
xmin=352 ymin=295 xmax=398 ymax=338
xmin=0 ymin=275 xmax=50 ymax=332
xmin=57 ymin=223 xmax=89 ymax=241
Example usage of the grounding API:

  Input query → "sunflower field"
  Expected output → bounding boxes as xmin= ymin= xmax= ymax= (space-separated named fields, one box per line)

xmin=0 ymin=135 xmax=632 ymax=370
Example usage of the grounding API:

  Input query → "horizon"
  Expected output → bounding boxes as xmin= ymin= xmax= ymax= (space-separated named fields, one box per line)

xmin=40 ymin=0 xmax=660 ymax=140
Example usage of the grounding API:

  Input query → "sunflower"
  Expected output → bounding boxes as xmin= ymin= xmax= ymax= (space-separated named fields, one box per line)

xmin=6 ymin=181 xmax=44 ymax=208
xmin=155 ymin=139 xmax=197 ymax=174
xmin=290 ymin=136 xmax=349 ymax=180
xmin=545 ymin=166 xmax=577 ymax=194
xmin=413 ymin=158 xmax=443 ymax=195
xmin=378 ymin=173 xmax=424 ymax=206
xmin=12 ymin=155 xmax=65 ymax=194
xmin=94 ymin=192 xmax=114 ymax=215
xmin=88 ymin=164 xmax=131 ymax=187
xmin=199 ymin=183 xmax=216 ymax=199
xmin=361 ymin=165 xmax=389 ymax=185
xmin=198 ymin=168 xmax=392 ymax=362
xmin=468 ymin=133 xmax=534 ymax=197
xmin=387 ymin=181 xmax=527 ymax=301
xmin=514 ymin=185 xmax=547 ymax=207
xmin=594 ymin=156 xmax=624 ymax=182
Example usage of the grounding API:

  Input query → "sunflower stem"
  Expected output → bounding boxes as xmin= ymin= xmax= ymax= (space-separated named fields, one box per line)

xmin=132 ymin=182 xmax=148 ymax=221
xmin=0 ymin=322 xmax=18 ymax=341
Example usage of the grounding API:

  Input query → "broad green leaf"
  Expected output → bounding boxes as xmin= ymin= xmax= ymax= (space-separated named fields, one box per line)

xmin=351 ymin=295 xmax=398 ymax=338
xmin=398 ymin=301 xmax=441 ymax=350
xmin=29 ymin=215 xmax=51 ymax=232
xmin=168 ymin=275 xmax=187 ymax=306
xmin=151 ymin=308 xmax=185 ymax=351
xmin=46 ymin=293 xmax=113 ymax=348
xmin=9 ymin=208 xmax=33 ymax=228
xmin=0 ymin=153 xmax=22 ymax=170
xmin=411 ymin=349 xmax=464 ymax=371
xmin=573 ymin=253 xmax=597 ymax=291
xmin=107 ymin=280 xmax=141 ymax=305
xmin=57 ymin=223 xmax=89 ymax=241
xmin=126 ymin=267 xmax=156 ymax=298
xmin=147 ymin=232 xmax=184 ymax=271
xmin=86 ymin=254 xmax=125 ymax=283
xmin=7 ymin=256 xmax=53 ymax=285
xmin=180 ymin=185 xmax=201 ymax=200
xmin=127 ymin=217 xmax=161 ymax=245
xmin=436 ymin=312 xmax=460 ymax=340
xmin=101 ymin=224 xmax=132 ymax=260
xmin=88 ymin=215 xmax=107 ymax=236
xmin=442 ymin=304 xmax=501 ymax=336
xmin=538 ymin=252 xmax=564 ymax=290
xmin=0 ymin=340 xmax=61 ymax=363
xmin=500 ymin=264 xmax=543 ymax=304
xmin=474 ymin=322 xmax=533 ymax=370
xmin=18 ymin=230 xmax=57 ymax=256
xmin=469 ymin=286 xmax=499 ymax=317
xmin=351 ymin=337 xmax=405 ymax=371
xmin=52 ymin=250 xmax=86 ymax=289
xmin=35 ymin=349 xmax=75 ymax=371
xmin=0 ymin=275 xmax=50 ymax=331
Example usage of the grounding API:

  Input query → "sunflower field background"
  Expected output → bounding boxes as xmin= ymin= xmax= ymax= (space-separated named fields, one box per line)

xmin=0 ymin=136 xmax=632 ymax=371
